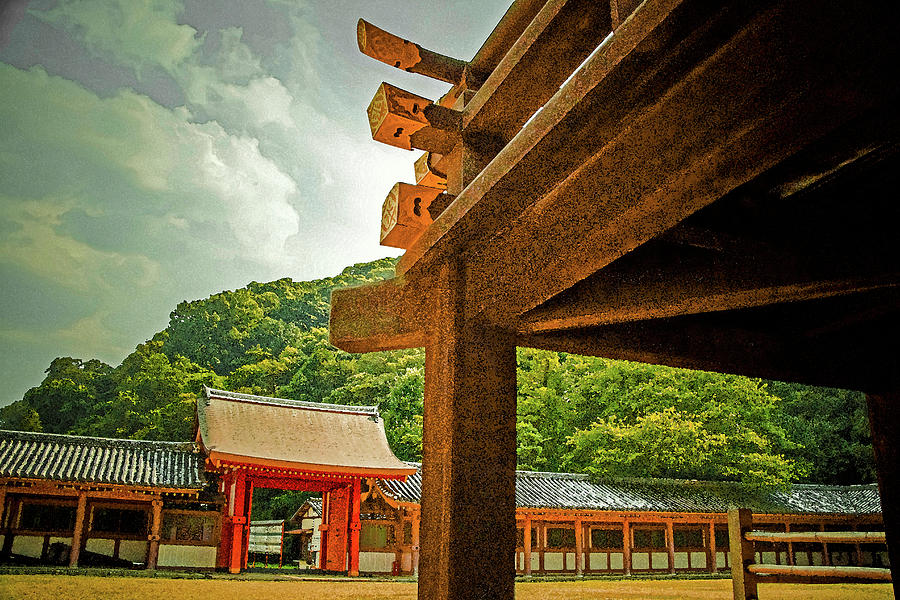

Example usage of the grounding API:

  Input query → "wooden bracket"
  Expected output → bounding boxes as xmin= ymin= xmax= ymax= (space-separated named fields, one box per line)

xmin=381 ymin=183 xmax=453 ymax=249
xmin=357 ymin=19 xmax=466 ymax=84
xmin=367 ymin=83 xmax=461 ymax=152
xmin=414 ymin=152 xmax=447 ymax=189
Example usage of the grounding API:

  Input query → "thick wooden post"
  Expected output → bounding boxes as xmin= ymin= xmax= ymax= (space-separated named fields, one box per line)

xmin=623 ymin=520 xmax=632 ymax=575
xmin=707 ymin=521 xmax=717 ymax=573
xmin=867 ymin=393 xmax=899 ymax=596
xmin=147 ymin=498 xmax=163 ymax=569
xmin=523 ymin=516 xmax=532 ymax=576
xmin=574 ymin=517 xmax=583 ymax=576
xmin=418 ymin=260 xmax=517 ymax=600
xmin=68 ymin=492 xmax=87 ymax=567
xmin=0 ymin=488 xmax=6 ymax=528
xmin=728 ymin=508 xmax=758 ymax=600
xmin=538 ymin=522 xmax=545 ymax=574
xmin=349 ymin=479 xmax=361 ymax=576
xmin=666 ymin=520 xmax=676 ymax=574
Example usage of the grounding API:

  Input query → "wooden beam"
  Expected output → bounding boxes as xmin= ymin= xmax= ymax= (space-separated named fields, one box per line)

xmin=748 ymin=563 xmax=892 ymax=582
xmin=367 ymin=83 xmax=460 ymax=153
xmin=464 ymin=0 xmax=899 ymax=324
xmin=329 ymin=277 xmax=426 ymax=353
xmin=519 ymin=243 xmax=900 ymax=333
xmin=381 ymin=183 xmax=450 ymax=250
xmin=463 ymin=0 xmax=613 ymax=148
xmin=397 ymin=0 xmax=761 ymax=277
xmin=745 ymin=531 xmax=887 ymax=544
xmin=357 ymin=19 xmax=466 ymax=84
xmin=414 ymin=152 xmax=447 ymax=190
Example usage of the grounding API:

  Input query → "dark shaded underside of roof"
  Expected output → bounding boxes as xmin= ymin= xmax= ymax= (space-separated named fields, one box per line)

xmin=0 ymin=429 xmax=206 ymax=489
xmin=379 ymin=465 xmax=881 ymax=515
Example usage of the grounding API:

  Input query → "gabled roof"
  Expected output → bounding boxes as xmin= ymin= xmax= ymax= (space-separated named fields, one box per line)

xmin=0 ymin=429 xmax=205 ymax=490
xmin=198 ymin=387 xmax=415 ymax=477
xmin=290 ymin=497 xmax=323 ymax=524
xmin=378 ymin=464 xmax=881 ymax=516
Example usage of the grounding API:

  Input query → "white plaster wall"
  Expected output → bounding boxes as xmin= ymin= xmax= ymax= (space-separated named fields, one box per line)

xmin=632 ymin=552 xmax=649 ymax=569
xmin=609 ymin=552 xmax=624 ymax=570
xmin=795 ymin=552 xmax=810 ymax=566
xmin=359 ymin=551 xmax=394 ymax=573
xmin=157 ymin=544 xmax=217 ymax=568
xmin=761 ymin=551 xmax=776 ymax=564
xmin=11 ymin=535 xmax=43 ymax=558
xmin=674 ymin=551 xmax=689 ymax=569
xmin=565 ymin=552 xmax=575 ymax=569
xmin=119 ymin=540 xmax=148 ymax=563
xmin=309 ymin=517 xmax=322 ymax=552
xmin=589 ymin=552 xmax=606 ymax=570
xmin=86 ymin=538 xmax=115 ymax=556
xmin=716 ymin=552 xmax=726 ymax=568
xmin=531 ymin=553 xmax=540 ymax=571
xmin=811 ymin=551 xmax=824 ymax=566
xmin=651 ymin=552 xmax=668 ymax=569
xmin=543 ymin=552 xmax=564 ymax=570
xmin=401 ymin=551 xmax=412 ymax=572
xmin=690 ymin=551 xmax=706 ymax=568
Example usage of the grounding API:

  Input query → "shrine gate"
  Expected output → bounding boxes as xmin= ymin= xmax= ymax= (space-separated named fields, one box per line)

xmin=196 ymin=387 xmax=414 ymax=574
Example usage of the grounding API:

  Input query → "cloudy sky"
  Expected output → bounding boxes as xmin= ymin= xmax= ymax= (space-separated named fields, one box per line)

xmin=0 ymin=0 xmax=512 ymax=406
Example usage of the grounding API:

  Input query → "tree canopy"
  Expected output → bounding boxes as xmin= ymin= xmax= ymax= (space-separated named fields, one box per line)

xmin=3 ymin=257 xmax=876 ymax=518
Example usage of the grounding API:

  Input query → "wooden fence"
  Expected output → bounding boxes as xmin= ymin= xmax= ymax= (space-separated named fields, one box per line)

xmin=728 ymin=508 xmax=891 ymax=599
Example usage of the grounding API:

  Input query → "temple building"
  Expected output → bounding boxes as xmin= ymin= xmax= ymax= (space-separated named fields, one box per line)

xmin=0 ymin=388 xmax=887 ymax=577
xmin=0 ymin=387 xmax=414 ymax=572
xmin=356 ymin=465 xmax=886 ymax=577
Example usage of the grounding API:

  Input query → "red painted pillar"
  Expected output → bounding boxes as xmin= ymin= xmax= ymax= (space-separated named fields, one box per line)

xmin=229 ymin=470 xmax=248 ymax=574
xmin=349 ymin=479 xmax=361 ymax=576
xmin=324 ymin=485 xmax=350 ymax=571
xmin=242 ymin=477 xmax=254 ymax=570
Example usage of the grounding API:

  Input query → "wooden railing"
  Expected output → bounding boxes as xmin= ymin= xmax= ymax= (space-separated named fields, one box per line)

xmin=728 ymin=508 xmax=891 ymax=600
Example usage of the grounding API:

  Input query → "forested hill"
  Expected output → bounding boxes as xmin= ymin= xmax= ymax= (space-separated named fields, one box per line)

xmin=1 ymin=257 xmax=875 ymax=491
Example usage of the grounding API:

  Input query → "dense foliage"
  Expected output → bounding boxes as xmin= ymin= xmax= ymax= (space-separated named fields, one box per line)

xmin=1 ymin=257 xmax=875 ymax=519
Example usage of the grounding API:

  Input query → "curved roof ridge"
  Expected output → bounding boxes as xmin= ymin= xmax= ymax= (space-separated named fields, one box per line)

xmin=203 ymin=386 xmax=380 ymax=417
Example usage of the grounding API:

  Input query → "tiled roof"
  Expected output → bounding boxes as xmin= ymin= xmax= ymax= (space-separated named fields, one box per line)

xmin=307 ymin=497 xmax=323 ymax=516
xmin=0 ymin=429 xmax=206 ymax=489
xmin=378 ymin=464 xmax=881 ymax=516
xmin=198 ymin=388 xmax=415 ymax=476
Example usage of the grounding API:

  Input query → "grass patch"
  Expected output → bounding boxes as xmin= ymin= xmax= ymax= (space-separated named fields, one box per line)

xmin=0 ymin=574 xmax=893 ymax=600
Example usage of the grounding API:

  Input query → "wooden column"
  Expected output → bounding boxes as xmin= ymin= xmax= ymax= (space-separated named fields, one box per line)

xmin=418 ymin=260 xmax=517 ymax=600
xmin=538 ymin=522 xmax=545 ymax=574
xmin=147 ymin=498 xmax=163 ymax=569
xmin=411 ymin=511 xmax=421 ymax=575
xmin=229 ymin=471 xmax=248 ymax=574
xmin=0 ymin=488 xmax=6 ymax=528
xmin=707 ymin=521 xmax=716 ymax=573
xmin=623 ymin=520 xmax=631 ymax=575
xmin=666 ymin=520 xmax=676 ymax=574
xmin=68 ymin=492 xmax=87 ymax=567
xmin=728 ymin=508 xmax=758 ymax=600
xmin=242 ymin=478 xmax=254 ymax=570
xmin=867 ymin=392 xmax=899 ymax=596
xmin=785 ymin=522 xmax=795 ymax=565
xmin=523 ymin=516 xmax=532 ymax=576
xmin=349 ymin=479 xmax=361 ymax=576
xmin=574 ymin=517 xmax=583 ymax=576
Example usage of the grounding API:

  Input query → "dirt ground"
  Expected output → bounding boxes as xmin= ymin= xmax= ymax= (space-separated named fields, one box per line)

xmin=0 ymin=575 xmax=893 ymax=600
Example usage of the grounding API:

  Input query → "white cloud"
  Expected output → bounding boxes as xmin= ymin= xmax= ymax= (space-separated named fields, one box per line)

xmin=33 ymin=0 xmax=201 ymax=77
